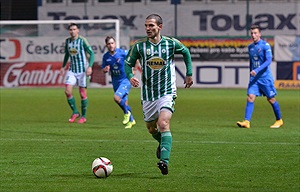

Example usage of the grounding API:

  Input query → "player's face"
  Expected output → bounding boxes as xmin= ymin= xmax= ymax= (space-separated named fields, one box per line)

xmin=69 ymin=26 xmax=79 ymax=39
xmin=250 ymin=29 xmax=261 ymax=43
xmin=145 ymin=18 xmax=162 ymax=40
xmin=106 ymin=39 xmax=116 ymax=53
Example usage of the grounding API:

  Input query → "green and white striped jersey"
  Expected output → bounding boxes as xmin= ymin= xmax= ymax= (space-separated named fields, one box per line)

xmin=63 ymin=36 xmax=95 ymax=73
xmin=125 ymin=36 xmax=192 ymax=101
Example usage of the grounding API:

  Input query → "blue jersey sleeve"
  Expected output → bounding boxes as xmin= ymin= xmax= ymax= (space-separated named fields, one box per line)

xmin=254 ymin=42 xmax=272 ymax=74
xmin=102 ymin=53 xmax=108 ymax=69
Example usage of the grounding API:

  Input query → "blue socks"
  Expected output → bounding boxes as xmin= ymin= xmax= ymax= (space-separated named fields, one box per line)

xmin=244 ymin=101 xmax=254 ymax=121
xmin=119 ymin=98 xmax=128 ymax=114
xmin=271 ymin=101 xmax=282 ymax=120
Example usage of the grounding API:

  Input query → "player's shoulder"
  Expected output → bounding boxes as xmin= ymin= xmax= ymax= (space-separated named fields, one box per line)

xmin=163 ymin=36 xmax=183 ymax=45
xmin=78 ymin=35 xmax=87 ymax=40
xmin=132 ymin=37 xmax=148 ymax=45
xmin=259 ymin=39 xmax=271 ymax=50
xmin=78 ymin=35 xmax=90 ymax=44
xmin=162 ymin=35 xmax=179 ymax=42
xmin=116 ymin=47 xmax=126 ymax=53
xmin=65 ymin=37 xmax=72 ymax=42
xmin=103 ymin=51 xmax=110 ymax=58
xmin=258 ymin=39 xmax=269 ymax=45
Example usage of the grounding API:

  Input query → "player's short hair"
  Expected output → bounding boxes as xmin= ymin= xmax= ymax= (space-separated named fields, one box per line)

xmin=105 ymin=36 xmax=115 ymax=44
xmin=68 ymin=23 xmax=79 ymax=30
xmin=146 ymin=14 xmax=163 ymax=26
xmin=250 ymin=24 xmax=261 ymax=32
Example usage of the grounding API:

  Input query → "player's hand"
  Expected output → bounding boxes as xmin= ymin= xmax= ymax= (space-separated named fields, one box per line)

xmin=130 ymin=77 xmax=139 ymax=87
xmin=60 ymin=67 xmax=65 ymax=76
xmin=102 ymin=66 xmax=110 ymax=73
xmin=184 ymin=76 xmax=193 ymax=88
xmin=250 ymin=70 xmax=256 ymax=76
xmin=86 ymin=67 xmax=92 ymax=76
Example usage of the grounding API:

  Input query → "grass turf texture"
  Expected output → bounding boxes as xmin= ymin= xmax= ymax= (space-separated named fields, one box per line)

xmin=0 ymin=88 xmax=299 ymax=192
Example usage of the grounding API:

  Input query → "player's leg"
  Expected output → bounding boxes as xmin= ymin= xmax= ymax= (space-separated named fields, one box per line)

xmin=77 ymin=73 xmax=88 ymax=124
xmin=114 ymin=94 xmax=131 ymax=125
xmin=237 ymin=83 xmax=259 ymax=128
xmin=261 ymin=80 xmax=283 ymax=128
xmin=146 ymin=120 xmax=161 ymax=158
xmin=124 ymin=97 xmax=136 ymax=129
xmin=144 ymin=100 xmax=161 ymax=158
xmin=125 ymin=82 xmax=135 ymax=125
xmin=156 ymin=109 xmax=173 ymax=175
xmin=114 ymin=81 xmax=132 ymax=125
xmin=65 ymin=71 xmax=80 ymax=123
xmin=268 ymin=98 xmax=283 ymax=128
xmin=156 ymin=95 xmax=176 ymax=175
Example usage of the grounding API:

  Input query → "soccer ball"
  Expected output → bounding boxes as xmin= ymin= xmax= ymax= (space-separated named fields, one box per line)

xmin=92 ymin=157 xmax=113 ymax=178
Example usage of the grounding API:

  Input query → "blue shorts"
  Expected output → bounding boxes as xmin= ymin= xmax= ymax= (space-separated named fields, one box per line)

xmin=114 ymin=79 xmax=131 ymax=99
xmin=247 ymin=78 xmax=277 ymax=98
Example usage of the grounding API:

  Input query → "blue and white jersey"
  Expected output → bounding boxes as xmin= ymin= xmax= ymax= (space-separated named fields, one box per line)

xmin=102 ymin=48 xmax=129 ymax=89
xmin=248 ymin=39 xmax=273 ymax=81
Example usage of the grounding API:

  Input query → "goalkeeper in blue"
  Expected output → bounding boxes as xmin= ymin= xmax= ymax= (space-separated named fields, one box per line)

xmin=102 ymin=36 xmax=136 ymax=129
xmin=124 ymin=14 xmax=193 ymax=175
xmin=237 ymin=25 xmax=283 ymax=129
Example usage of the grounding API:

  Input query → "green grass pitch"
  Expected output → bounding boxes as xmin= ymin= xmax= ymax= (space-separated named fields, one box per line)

xmin=0 ymin=88 xmax=299 ymax=192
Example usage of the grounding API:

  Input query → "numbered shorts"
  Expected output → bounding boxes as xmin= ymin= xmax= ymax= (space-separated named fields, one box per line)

xmin=65 ymin=71 xmax=87 ymax=87
xmin=247 ymin=78 xmax=277 ymax=98
xmin=142 ymin=94 xmax=176 ymax=122
xmin=114 ymin=79 xmax=131 ymax=100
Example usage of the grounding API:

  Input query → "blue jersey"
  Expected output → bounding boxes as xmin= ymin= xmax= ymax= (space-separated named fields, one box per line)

xmin=102 ymin=48 xmax=129 ymax=89
xmin=248 ymin=39 xmax=273 ymax=82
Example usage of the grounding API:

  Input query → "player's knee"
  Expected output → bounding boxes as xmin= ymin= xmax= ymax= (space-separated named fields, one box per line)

xmin=157 ymin=120 xmax=170 ymax=132
xmin=79 ymin=87 xmax=87 ymax=100
xmin=247 ymin=94 xmax=256 ymax=102
xmin=65 ymin=90 xmax=72 ymax=98
xmin=114 ymin=95 xmax=121 ymax=103
xmin=267 ymin=97 xmax=276 ymax=104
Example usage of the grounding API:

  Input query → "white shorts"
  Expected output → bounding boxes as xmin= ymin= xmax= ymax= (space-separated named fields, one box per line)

xmin=142 ymin=94 xmax=176 ymax=122
xmin=65 ymin=71 xmax=87 ymax=87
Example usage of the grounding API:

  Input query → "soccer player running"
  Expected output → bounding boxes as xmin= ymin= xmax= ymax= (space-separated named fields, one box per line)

xmin=60 ymin=23 xmax=95 ymax=124
xmin=102 ymin=36 xmax=136 ymax=129
xmin=237 ymin=25 xmax=283 ymax=129
xmin=124 ymin=14 xmax=193 ymax=175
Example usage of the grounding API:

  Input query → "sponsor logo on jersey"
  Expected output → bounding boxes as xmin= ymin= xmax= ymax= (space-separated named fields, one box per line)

xmin=69 ymin=48 xmax=78 ymax=55
xmin=146 ymin=57 xmax=166 ymax=70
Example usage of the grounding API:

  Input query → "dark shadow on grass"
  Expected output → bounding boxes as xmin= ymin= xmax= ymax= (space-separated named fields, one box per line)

xmin=111 ymin=172 xmax=161 ymax=179
xmin=51 ymin=172 xmax=161 ymax=179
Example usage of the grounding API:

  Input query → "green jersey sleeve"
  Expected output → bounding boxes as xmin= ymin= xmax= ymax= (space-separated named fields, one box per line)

xmin=82 ymin=37 xmax=95 ymax=67
xmin=173 ymin=38 xmax=193 ymax=76
xmin=125 ymin=43 xmax=140 ymax=79
xmin=62 ymin=39 xmax=70 ymax=68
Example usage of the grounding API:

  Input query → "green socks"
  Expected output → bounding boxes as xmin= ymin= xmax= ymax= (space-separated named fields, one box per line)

xmin=67 ymin=97 xmax=88 ymax=117
xmin=160 ymin=131 xmax=172 ymax=164
xmin=152 ymin=131 xmax=161 ymax=142
xmin=81 ymin=99 xmax=88 ymax=117
xmin=67 ymin=97 xmax=79 ymax=114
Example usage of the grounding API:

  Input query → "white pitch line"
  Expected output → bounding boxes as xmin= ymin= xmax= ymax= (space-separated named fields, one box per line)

xmin=0 ymin=138 xmax=297 ymax=145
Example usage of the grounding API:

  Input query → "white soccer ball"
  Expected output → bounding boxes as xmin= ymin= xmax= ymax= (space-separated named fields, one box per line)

xmin=92 ymin=157 xmax=113 ymax=178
